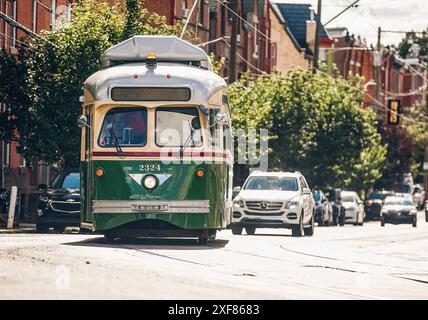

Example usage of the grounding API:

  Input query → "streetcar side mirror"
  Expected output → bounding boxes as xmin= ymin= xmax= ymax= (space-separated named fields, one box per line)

xmin=77 ymin=115 xmax=89 ymax=128
xmin=215 ymin=112 xmax=230 ymax=125
xmin=190 ymin=117 xmax=201 ymax=131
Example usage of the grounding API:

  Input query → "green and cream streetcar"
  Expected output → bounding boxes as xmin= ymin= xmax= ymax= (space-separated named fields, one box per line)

xmin=78 ymin=36 xmax=233 ymax=244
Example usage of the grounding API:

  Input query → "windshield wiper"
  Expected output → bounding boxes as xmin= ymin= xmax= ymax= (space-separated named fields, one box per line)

xmin=179 ymin=121 xmax=195 ymax=157
xmin=108 ymin=126 xmax=125 ymax=158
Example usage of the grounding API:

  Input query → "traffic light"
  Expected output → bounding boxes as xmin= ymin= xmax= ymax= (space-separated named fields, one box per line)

xmin=387 ymin=99 xmax=401 ymax=125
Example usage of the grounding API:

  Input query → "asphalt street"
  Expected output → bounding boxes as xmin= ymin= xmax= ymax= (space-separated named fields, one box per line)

xmin=0 ymin=211 xmax=427 ymax=299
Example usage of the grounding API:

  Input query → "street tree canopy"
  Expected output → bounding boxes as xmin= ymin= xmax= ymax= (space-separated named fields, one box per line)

xmin=229 ymin=69 xmax=387 ymax=193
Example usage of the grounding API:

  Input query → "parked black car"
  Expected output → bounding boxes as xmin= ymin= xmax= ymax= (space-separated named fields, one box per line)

xmin=364 ymin=190 xmax=395 ymax=221
xmin=313 ymin=190 xmax=333 ymax=226
xmin=36 ymin=171 xmax=81 ymax=233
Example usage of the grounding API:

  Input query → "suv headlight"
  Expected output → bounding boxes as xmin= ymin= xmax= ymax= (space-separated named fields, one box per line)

xmin=285 ymin=200 xmax=300 ymax=209
xmin=234 ymin=200 xmax=244 ymax=208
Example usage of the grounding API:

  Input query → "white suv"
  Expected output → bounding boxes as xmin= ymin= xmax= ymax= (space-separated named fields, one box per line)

xmin=231 ymin=171 xmax=315 ymax=237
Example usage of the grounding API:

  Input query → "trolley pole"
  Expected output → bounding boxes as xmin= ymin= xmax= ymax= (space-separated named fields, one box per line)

xmin=313 ymin=0 xmax=322 ymax=73
xmin=7 ymin=186 xmax=17 ymax=229
xmin=229 ymin=0 xmax=238 ymax=84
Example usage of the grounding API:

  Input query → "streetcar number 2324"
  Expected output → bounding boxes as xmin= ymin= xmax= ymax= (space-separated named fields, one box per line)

xmin=139 ymin=164 xmax=161 ymax=172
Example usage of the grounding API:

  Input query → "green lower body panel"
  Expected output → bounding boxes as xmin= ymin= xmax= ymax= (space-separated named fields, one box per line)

xmin=81 ymin=160 xmax=231 ymax=233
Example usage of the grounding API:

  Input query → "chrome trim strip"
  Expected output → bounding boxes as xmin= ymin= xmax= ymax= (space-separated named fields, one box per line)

xmin=92 ymin=200 xmax=210 ymax=214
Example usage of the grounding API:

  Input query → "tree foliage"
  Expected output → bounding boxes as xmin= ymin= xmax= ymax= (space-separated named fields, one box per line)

xmin=229 ymin=68 xmax=386 ymax=193
xmin=0 ymin=0 xmax=187 ymax=168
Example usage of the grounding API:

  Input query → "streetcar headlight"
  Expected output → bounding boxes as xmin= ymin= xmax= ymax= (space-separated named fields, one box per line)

xmin=142 ymin=175 xmax=158 ymax=191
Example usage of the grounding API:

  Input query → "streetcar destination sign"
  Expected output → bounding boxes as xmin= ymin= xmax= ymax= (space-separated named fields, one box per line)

xmin=111 ymin=87 xmax=191 ymax=101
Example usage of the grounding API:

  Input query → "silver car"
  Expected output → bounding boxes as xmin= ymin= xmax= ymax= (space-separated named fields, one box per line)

xmin=380 ymin=196 xmax=417 ymax=227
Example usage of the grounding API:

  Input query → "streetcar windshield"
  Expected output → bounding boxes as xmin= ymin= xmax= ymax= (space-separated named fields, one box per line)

xmin=156 ymin=107 xmax=202 ymax=147
xmin=99 ymin=107 xmax=147 ymax=147
xmin=244 ymin=177 xmax=298 ymax=191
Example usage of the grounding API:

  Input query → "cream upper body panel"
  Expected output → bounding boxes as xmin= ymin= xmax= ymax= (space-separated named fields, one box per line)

xmin=83 ymin=63 xmax=227 ymax=107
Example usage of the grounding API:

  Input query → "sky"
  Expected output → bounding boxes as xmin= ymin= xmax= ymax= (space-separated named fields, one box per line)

xmin=273 ymin=0 xmax=428 ymax=47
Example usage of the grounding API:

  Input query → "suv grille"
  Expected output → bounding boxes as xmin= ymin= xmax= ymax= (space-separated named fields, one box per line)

xmin=245 ymin=201 xmax=283 ymax=211
xmin=50 ymin=201 xmax=80 ymax=213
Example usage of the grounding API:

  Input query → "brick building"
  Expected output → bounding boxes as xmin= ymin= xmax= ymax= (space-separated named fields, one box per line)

xmin=271 ymin=2 xmax=333 ymax=74
xmin=328 ymin=27 xmax=426 ymax=112
xmin=1 ymin=0 xmax=73 ymax=222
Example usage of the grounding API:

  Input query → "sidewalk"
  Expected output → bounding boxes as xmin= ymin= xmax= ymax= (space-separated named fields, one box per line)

xmin=0 ymin=223 xmax=36 ymax=234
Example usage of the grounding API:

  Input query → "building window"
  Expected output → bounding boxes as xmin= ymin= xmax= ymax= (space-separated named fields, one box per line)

xmin=220 ymin=4 xmax=225 ymax=36
xmin=3 ymin=143 xmax=9 ymax=167
xmin=19 ymin=155 xmax=26 ymax=168
xmin=32 ymin=0 xmax=37 ymax=32
xmin=182 ymin=0 xmax=188 ymax=17
xmin=198 ymin=0 xmax=204 ymax=26
xmin=10 ymin=0 xmax=16 ymax=48
xmin=66 ymin=3 xmax=72 ymax=24
xmin=253 ymin=20 xmax=259 ymax=59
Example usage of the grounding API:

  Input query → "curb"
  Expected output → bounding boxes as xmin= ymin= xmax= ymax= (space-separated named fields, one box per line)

xmin=0 ymin=224 xmax=36 ymax=234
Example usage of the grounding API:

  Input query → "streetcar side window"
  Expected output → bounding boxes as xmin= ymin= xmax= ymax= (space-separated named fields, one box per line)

xmin=209 ymin=109 xmax=220 ymax=148
xmin=156 ymin=107 xmax=202 ymax=147
xmin=98 ymin=107 xmax=147 ymax=147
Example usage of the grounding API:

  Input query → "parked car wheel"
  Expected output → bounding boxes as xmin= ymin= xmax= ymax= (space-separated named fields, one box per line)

xmin=231 ymin=225 xmax=243 ymax=235
xmin=36 ymin=223 xmax=49 ymax=233
xmin=303 ymin=213 xmax=315 ymax=236
xmin=292 ymin=212 xmax=304 ymax=237
xmin=245 ymin=227 xmax=256 ymax=235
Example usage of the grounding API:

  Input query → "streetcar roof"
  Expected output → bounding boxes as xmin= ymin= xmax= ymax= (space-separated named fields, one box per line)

xmin=84 ymin=62 xmax=227 ymax=102
xmin=101 ymin=36 xmax=211 ymax=70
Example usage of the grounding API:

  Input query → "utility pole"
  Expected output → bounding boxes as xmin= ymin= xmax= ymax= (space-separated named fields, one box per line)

xmin=313 ymin=0 xmax=322 ymax=73
xmin=229 ymin=0 xmax=238 ymax=84
xmin=375 ymin=27 xmax=382 ymax=119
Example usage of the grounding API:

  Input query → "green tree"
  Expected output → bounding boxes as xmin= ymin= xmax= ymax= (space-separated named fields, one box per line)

xmin=229 ymin=68 xmax=386 ymax=193
xmin=0 ymin=0 xmax=186 ymax=168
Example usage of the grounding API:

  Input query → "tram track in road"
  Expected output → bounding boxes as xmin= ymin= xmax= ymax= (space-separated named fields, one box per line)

xmin=115 ymin=241 xmax=388 ymax=299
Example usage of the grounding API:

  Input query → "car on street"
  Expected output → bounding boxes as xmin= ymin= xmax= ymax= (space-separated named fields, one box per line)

xmin=380 ymin=195 xmax=417 ymax=227
xmin=313 ymin=190 xmax=333 ymax=226
xmin=341 ymin=191 xmax=365 ymax=226
xmin=364 ymin=190 xmax=395 ymax=221
xmin=323 ymin=188 xmax=345 ymax=226
xmin=36 ymin=171 xmax=81 ymax=233
xmin=231 ymin=171 xmax=315 ymax=237
xmin=425 ymin=200 xmax=428 ymax=223
xmin=412 ymin=184 xmax=425 ymax=210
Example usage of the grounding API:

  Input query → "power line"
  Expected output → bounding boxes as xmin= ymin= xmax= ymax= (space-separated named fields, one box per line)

xmin=215 ymin=0 xmax=275 ymax=44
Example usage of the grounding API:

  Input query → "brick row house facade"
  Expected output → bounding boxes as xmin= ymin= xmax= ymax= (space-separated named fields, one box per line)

xmin=327 ymin=27 xmax=426 ymax=112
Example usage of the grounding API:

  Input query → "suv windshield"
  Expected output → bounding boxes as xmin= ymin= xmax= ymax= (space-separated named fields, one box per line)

xmin=384 ymin=197 xmax=413 ymax=206
xmin=369 ymin=193 xmax=389 ymax=200
xmin=51 ymin=172 xmax=80 ymax=190
xmin=244 ymin=176 xmax=298 ymax=191
xmin=342 ymin=194 xmax=355 ymax=202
